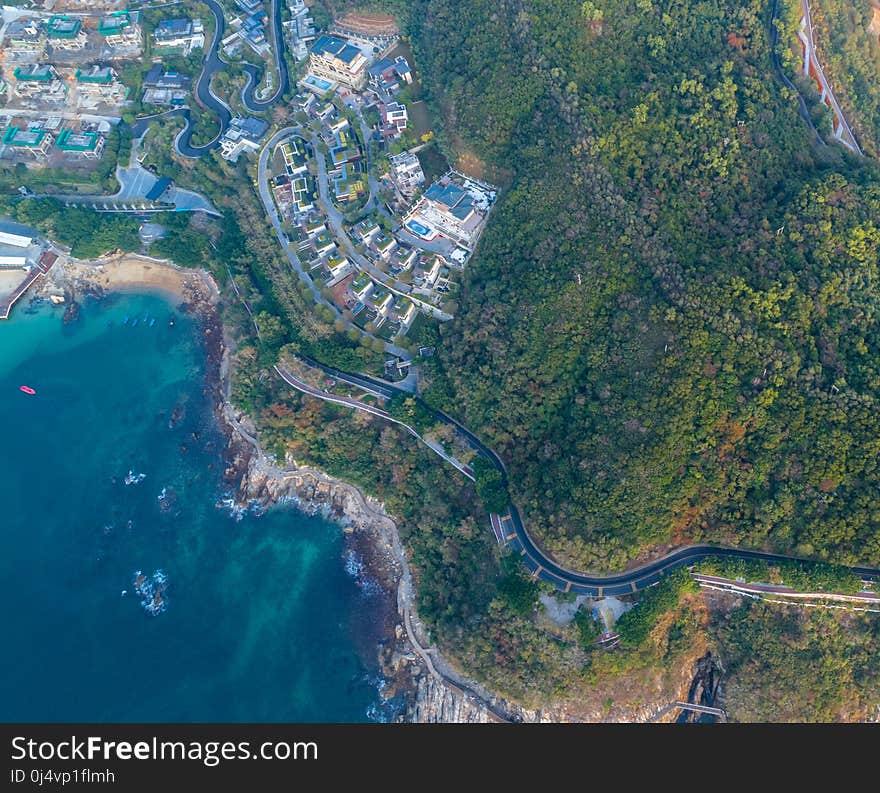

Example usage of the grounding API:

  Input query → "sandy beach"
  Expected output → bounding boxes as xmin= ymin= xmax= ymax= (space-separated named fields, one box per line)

xmin=39 ymin=253 xmax=219 ymax=306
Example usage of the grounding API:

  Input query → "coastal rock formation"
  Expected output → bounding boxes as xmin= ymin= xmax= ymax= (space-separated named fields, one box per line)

xmin=409 ymin=674 xmax=505 ymax=723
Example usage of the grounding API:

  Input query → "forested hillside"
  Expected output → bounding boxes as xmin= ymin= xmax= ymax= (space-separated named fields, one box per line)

xmin=410 ymin=0 xmax=880 ymax=572
xmin=806 ymin=0 xmax=880 ymax=156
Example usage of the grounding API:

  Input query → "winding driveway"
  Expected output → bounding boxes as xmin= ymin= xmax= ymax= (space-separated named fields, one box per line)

xmin=797 ymin=0 xmax=862 ymax=154
xmin=174 ymin=0 xmax=233 ymax=157
xmin=240 ymin=0 xmax=290 ymax=111
xmin=284 ymin=354 xmax=880 ymax=596
xmin=769 ymin=0 xmax=825 ymax=147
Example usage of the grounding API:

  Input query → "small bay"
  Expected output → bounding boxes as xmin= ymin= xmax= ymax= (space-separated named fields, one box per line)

xmin=0 ymin=292 xmax=388 ymax=722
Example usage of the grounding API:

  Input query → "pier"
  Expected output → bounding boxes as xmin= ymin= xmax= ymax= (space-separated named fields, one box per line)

xmin=0 ymin=250 xmax=57 ymax=320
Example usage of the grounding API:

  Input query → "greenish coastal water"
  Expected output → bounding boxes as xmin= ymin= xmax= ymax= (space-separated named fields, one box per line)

xmin=0 ymin=292 xmax=394 ymax=722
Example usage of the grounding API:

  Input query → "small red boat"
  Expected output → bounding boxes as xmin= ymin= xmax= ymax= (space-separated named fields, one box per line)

xmin=20 ymin=386 xmax=36 ymax=395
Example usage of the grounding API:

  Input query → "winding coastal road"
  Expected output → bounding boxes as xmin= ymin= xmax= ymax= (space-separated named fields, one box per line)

xmin=283 ymin=355 xmax=880 ymax=596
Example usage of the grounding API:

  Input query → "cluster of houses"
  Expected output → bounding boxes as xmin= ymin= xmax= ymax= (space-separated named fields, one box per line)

xmin=292 ymin=216 xmax=354 ymax=288
xmin=345 ymin=271 xmax=418 ymax=336
xmin=0 ymin=8 xmax=149 ymax=169
xmin=282 ymin=0 xmax=317 ymax=61
xmin=222 ymin=0 xmax=270 ymax=57
xmin=298 ymin=32 xmax=415 ymax=141
xmin=271 ymin=138 xmax=314 ymax=217
xmin=351 ymin=217 xmax=450 ymax=293
xmin=3 ymin=10 xmax=142 ymax=56
xmin=0 ymin=115 xmax=108 ymax=161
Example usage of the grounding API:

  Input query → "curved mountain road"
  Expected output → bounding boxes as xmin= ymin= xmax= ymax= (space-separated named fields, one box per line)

xmin=286 ymin=355 xmax=880 ymax=595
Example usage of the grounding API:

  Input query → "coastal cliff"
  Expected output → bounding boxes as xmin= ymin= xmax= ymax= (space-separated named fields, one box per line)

xmin=224 ymin=426 xmax=536 ymax=722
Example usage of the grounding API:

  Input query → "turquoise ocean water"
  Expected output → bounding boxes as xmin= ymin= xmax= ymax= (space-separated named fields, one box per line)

xmin=0 ymin=292 xmax=392 ymax=722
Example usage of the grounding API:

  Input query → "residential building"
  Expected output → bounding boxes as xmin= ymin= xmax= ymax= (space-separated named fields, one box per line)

xmin=353 ymin=218 xmax=380 ymax=244
xmin=308 ymin=35 xmax=369 ymax=89
xmin=55 ymin=128 xmax=105 ymax=159
xmin=389 ymin=151 xmax=424 ymax=196
xmin=315 ymin=102 xmax=336 ymax=121
xmin=313 ymin=232 xmax=335 ymax=255
xmin=324 ymin=253 xmax=352 ymax=284
xmin=391 ymin=245 xmax=417 ymax=272
xmin=283 ymin=0 xmax=315 ymax=61
xmin=1 ymin=126 xmax=54 ymax=159
xmin=280 ymin=139 xmax=308 ymax=176
xmin=371 ymin=288 xmax=393 ymax=318
xmin=333 ymin=174 xmax=365 ymax=203
xmin=76 ymin=65 xmax=129 ymax=108
xmin=365 ymin=56 xmax=412 ymax=93
xmin=12 ymin=65 xmax=67 ymax=102
xmin=328 ymin=117 xmax=349 ymax=135
xmin=236 ymin=10 xmax=269 ymax=54
xmin=290 ymin=175 xmax=313 ymax=214
xmin=304 ymin=219 xmax=326 ymax=237
xmin=394 ymin=297 xmax=417 ymax=329
xmin=221 ymin=31 xmax=243 ymax=56
xmin=5 ymin=19 xmax=44 ymax=53
xmin=142 ymin=65 xmax=190 ymax=106
xmin=372 ymin=233 xmax=397 ymax=260
xmin=235 ymin=0 xmax=263 ymax=13
xmin=97 ymin=11 xmax=142 ymax=48
xmin=351 ymin=274 xmax=373 ymax=302
xmin=404 ymin=174 xmax=496 ymax=250
xmin=380 ymin=102 xmax=407 ymax=138
xmin=219 ymin=116 xmax=269 ymax=162
xmin=46 ymin=15 xmax=87 ymax=48
xmin=292 ymin=92 xmax=315 ymax=113
xmin=153 ymin=18 xmax=205 ymax=55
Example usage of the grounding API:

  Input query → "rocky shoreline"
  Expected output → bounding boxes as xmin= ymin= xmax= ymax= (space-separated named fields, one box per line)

xmin=26 ymin=251 xmax=707 ymax=723
xmin=221 ymin=408 xmax=533 ymax=722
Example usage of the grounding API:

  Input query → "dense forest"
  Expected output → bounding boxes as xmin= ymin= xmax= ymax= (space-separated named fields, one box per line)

xmin=409 ymin=0 xmax=880 ymax=573
xmin=712 ymin=599 xmax=880 ymax=720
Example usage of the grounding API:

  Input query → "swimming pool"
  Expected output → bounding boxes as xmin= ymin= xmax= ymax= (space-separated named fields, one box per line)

xmin=303 ymin=75 xmax=333 ymax=92
xmin=405 ymin=219 xmax=433 ymax=238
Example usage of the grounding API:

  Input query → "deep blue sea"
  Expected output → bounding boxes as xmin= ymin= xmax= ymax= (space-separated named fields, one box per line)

xmin=0 ymin=291 xmax=394 ymax=722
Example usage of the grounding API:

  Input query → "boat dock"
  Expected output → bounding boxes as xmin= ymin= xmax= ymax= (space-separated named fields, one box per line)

xmin=0 ymin=250 xmax=58 ymax=320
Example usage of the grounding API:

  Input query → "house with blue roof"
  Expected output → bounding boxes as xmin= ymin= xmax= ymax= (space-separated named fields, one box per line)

xmin=366 ymin=56 xmax=413 ymax=93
